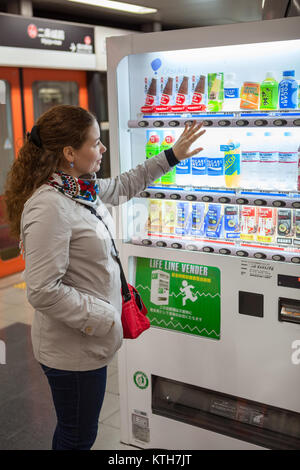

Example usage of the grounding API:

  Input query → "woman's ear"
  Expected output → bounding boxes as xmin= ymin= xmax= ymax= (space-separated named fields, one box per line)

xmin=62 ymin=146 xmax=75 ymax=165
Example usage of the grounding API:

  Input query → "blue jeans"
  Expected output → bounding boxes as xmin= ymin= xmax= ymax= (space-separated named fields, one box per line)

xmin=40 ymin=363 xmax=107 ymax=450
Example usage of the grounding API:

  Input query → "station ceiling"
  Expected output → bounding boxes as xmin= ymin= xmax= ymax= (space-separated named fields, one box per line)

xmin=31 ymin=0 xmax=264 ymax=31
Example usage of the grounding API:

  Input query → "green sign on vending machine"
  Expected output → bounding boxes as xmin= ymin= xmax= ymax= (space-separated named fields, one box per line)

xmin=135 ymin=257 xmax=221 ymax=340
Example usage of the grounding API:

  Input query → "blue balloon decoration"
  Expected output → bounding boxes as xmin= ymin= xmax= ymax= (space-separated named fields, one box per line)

xmin=151 ymin=58 xmax=162 ymax=74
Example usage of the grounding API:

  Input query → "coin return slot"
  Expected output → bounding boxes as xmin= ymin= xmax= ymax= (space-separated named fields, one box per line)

xmin=279 ymin=298 xmax=300 ymax=325
xmin=152 ymin=375 xmax=300 ymax=450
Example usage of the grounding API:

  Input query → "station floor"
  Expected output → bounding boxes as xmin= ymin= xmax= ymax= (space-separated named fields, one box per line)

xmin=0 ymin=271 xmax=138 ymax=451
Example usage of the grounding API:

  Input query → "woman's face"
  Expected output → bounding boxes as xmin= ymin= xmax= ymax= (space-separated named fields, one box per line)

xmin=64 ymin=120 xmax=107 ymax=177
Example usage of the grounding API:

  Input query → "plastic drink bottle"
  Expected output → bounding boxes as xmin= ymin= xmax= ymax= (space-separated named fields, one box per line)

xmin=189 ymin=75 xmax=206 ymax=111
xmin=146 ymin=131 xmax=160 ymax=158
xmin=298 ymin=143 xmax=300 ymax=191
xmin=176 ymin=158 xmax=191 ymax=187
xmin=191 ymin=203 xmax=205 ymax=237
xmin=279 ymin=70 xmax=298 ymax=110
xmin=206 ymin=148 xmax=224 ymax=187
xmin=146 ymin=131 xmax=161 ymax=184
xmin=221 ymin=140 xmax=241 ymax=188
xmin=175 ymin=201 xmax=190 ymax=235
xmin=241 ymin=132 xmax=260 ymax=189
xmin=207 ymin=73 xmax=224 ymax=112
xmin=223 ymin=73 xmax=240 ymax=111
xmin=260 ymin=72 xmax=278 ymax=110
xmin=278 ymin=131 xmax=298 ymax=191
xmin=147 ymin=199 xmax=162 ymax=234
xmin=160 ymin=131 xmax=176 ymax=185
xmin=161 ymin=200 xmax=176 ymax=235
xmin=259 ymin=131 xmax=278 ymax=190
xmin=191 ymin=153 xmax=207 ymax=187
xmin=145 ymin=78 xmax=157 ymax=106
xmin=160 ymin=77 xmax=174 ymax=107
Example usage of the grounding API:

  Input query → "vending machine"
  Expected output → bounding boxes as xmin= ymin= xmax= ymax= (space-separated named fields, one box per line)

xmin=106 ymin=17 xmax=300 ymax=450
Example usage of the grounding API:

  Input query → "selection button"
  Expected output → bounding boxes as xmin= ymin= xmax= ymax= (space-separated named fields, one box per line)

xmin=236 ymin=120 xmax=249 ymax=127
xmin=236 ymin=250 xmax=249 ymax=257
xmin=218 ymin=197 xmax=231 ymax=204
xmin=218 ymin=120 xmax=230 ymax=127
xmin=154 ymin=192 xmax=165 ymax=199
xmin=171 ymin=242 xmax=182 ymax=249
xmin=139 ymin=191 xmax=150 ymax=198
xmin=273 ymin=119 xmax=287 ymax=126
xmin=202 ymin=195 xmax=213 ymax=202
xmin=254 ymin=252 xmax=267 ymax=259
xmin=254 ymin=199 xmax=267 ymax=206
xmin=203 ymin=246 xmax=214 ymax=253
xmin=236 ymin=198 xmax=249 ymax=205
xmin=272 ymin=200 xmax=286 ymax=207
xmin=254 ymin=119 xmax=268 ymax=126
xmin=219 ymin=248 xmax=231 ymax=255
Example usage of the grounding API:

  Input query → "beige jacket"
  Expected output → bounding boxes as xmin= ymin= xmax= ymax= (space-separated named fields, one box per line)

xmin=20 ymin=151 xmax=171 ymax=371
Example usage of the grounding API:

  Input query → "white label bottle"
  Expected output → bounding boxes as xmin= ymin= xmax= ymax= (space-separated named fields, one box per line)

xmin=241 ymin=131 xmax=260 ymax=189
xmin=278 ymin=131 xmax=298 ymax=191
xmin=223 ymin=73 xmax=240 ymax=111
xmin=259 ymin=131 xmax=278 ymax=190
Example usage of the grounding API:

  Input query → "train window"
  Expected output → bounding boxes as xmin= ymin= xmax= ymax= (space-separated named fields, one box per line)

xmin=32 ymin=81 xmax=79 ymax=119
xmin=0 ymin=79 xmax=18 ymax=261
xmin=0 ymin=80 xmax=14 ymax=195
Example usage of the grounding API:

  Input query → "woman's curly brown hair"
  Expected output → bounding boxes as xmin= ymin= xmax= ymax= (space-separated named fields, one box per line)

xmin=4 ymin=105 xmax=96 ymax=239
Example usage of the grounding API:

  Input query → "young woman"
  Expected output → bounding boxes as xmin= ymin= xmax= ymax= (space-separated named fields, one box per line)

xmin=4 ymin=105 xmax=205 ymax=450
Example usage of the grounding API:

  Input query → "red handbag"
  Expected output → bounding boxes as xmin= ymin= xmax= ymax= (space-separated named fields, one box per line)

xmin=83 ymin=204 xmax=150 ymax=339
xmin=121 ymin=283 xmax=150 ymax=339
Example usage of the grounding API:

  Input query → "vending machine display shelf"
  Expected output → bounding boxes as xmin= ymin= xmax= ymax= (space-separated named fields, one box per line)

xmin=138 ymin=186 xmax=300 ymax=209
xmin=129 ymin=112 xmax=300 ymax=129
xmin=130 ymin=236 xmax=300 ymax=264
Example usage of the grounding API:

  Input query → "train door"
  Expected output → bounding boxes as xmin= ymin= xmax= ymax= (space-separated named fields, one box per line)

xmin=0 ymin=67 xmax=24 ymax=278
xmin=22 ymin=68 xmax=88 ymax=128
xmin=0 ymin=68 xmax=88 ymax=279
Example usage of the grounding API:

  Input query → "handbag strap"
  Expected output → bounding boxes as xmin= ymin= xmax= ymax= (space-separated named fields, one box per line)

xmin=81 ymin=204 xmax=131 ymax=302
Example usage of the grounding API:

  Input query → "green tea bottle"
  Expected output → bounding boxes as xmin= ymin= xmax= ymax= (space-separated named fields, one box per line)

xmin=160 ymin=132 xmax=176 ymax=185
xmin=146 ymin=131 xmax=161 ymax=185
xmin=260 ymin=72 xmax=278 ymax=110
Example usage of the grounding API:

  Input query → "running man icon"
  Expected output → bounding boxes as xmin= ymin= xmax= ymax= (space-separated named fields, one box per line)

xmin=180 ymin=280 xmax=197 ymax=306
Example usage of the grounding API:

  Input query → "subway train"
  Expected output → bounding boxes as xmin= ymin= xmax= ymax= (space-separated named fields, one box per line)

xmin=0 ymin=12 xmax=132 ymax=279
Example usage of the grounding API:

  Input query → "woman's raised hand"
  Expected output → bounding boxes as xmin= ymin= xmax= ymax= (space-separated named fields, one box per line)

xmin=172 ymin=121 xmax=206 ymax=161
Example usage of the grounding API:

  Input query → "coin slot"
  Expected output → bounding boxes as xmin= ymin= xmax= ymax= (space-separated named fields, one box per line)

xmin=239 ymin=291 xmax=264 ymax=317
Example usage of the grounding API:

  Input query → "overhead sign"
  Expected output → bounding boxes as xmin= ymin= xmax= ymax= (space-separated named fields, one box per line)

xmin=0 ymin=14 xmax=94 ymax=54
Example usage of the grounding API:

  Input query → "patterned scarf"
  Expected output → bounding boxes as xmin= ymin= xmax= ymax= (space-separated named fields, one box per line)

xmin=47 ymin=170 xmax=100 ymax=205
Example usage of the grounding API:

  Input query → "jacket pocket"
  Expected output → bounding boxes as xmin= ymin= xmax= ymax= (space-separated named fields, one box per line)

xmin=81 ymin=310 xmax=123 ymax=361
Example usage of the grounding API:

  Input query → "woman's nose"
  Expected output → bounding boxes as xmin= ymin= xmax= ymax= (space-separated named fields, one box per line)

xmin=100 ymin=143 xmax=107 ymax=154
